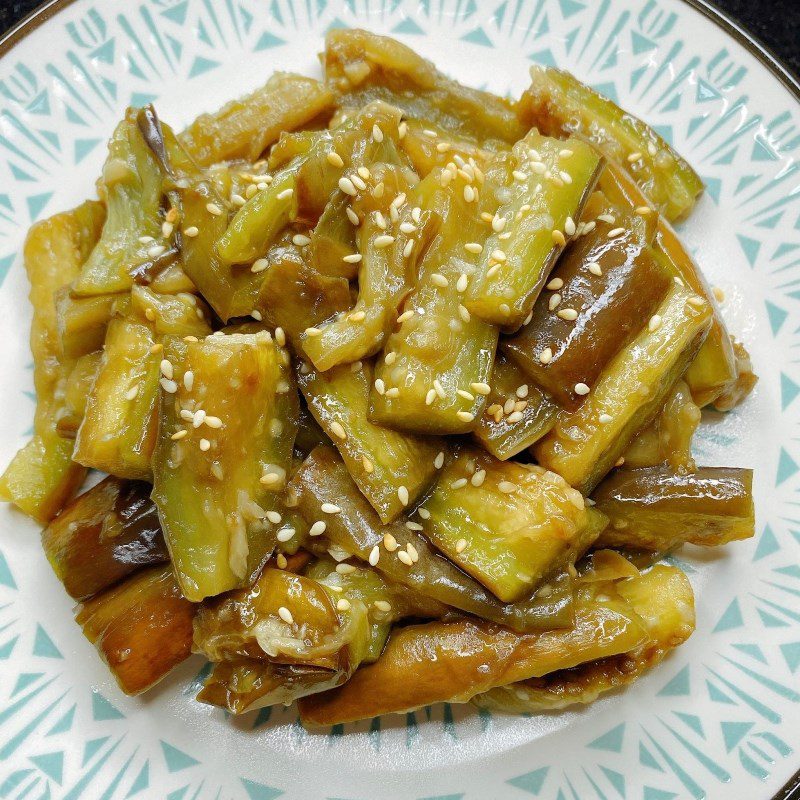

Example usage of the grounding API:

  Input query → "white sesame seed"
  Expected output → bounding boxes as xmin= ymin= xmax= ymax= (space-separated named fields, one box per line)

xmin=399 ymin=222 xmax=417 ymax=234
xmin=277 ymin=528 xmax=295 ymax=543
xmin=546 ymin=277 xmax=564 ymax=291
xmin=346 ymin=207 xmax=360 ymax=226
xmin=457 ymin=389 xmax=475 ymax=401
xmin=398 ymin=485 xmax=409 ymax=506
xmin=374 ymin=234 xmax=395 ymax=249
xmin=309 ymin=521 xmax=327 ymax=537
xmin=338 ymin=177 xmax=357 ymax=196
xmin=305 ymin=327 xmax=322 ymax=337
xmin=383 ymin=533 xmax=399 ymax=552
xmin=170 ymin=429 xmax=187 ymax=440
xmin=491 ymin=249 xmax=507 ymax=263
xmin=552 ymin=229 xmax=566 ymax=246
xmin=160 ymin=377 xmax=178 ymax=394
xmin=688 ymin=296 xmax=706 ymax=307
xmin=336 ymin=598 xmax=352 ymax=612
xmin=456 ymin=411 xmax=475 ymax=423
xmin=277 ymin=188 xmax=293 ymax=200
xmin=574 ymin=382 xmax=590 ymax=396
xmin=539 ymin=347 xmax=553 ymax=365
xmin=368 ymin=545 xmax=381 ymax=566
xmin=199 ymin=438 xmax=211 ymax=451
xmin=516 ymin=385 xmax=529 ymax=399
xmin=330 ymin=421 xmax=347 ymax=441
xmin=251 ymin=258 xmax=269 ymax=273
xmin=436 ymin=141 xmax=451 ymax=153
xmin=558 ymin=308 xmax=579 ymax=321
xmin=607 ymin=227 xmax=625 ymax=239
xmin=423 ymin=129 xmax=438 ymax=138
xmin=336 ymin=563 xmax=356 ymax=575
xmin=398 ymin=122 xmax=408 ymax=139
xmin=549 ymin=293 xmax=562 ymax=311
xmin=433 ymin=379 xmax=446 ymax=399
xmin=179 ymin=409 xmax=194 ymax=422
xmin=434 ymin=451 xmax=445 ymax=469
xmin=351 ymin=174 xmax=367 ymax=192
xmin=397 ymin=550 xmax=413 ymax=566
xmin=471 ymin=469 xmax=486 ymax=487
xmin=125 ymin=385 xmax=139 ymax=401
xmin=147 ymin=244 xmax=166 ymax=259
xmin=431 ymin=273 xmax=449 ymax=288
xmin=451 ymin=477 xmax=468 ymax=489
xmin=183 ymin=226 xmax=199 ymax=238
xmin=498 ymin=481 xmax=517 ymax=494
xmin=292 ymin=234 xmax=311 ymax=247
xmin=455 ymin=538 xmax=468 ymax=554
xmin=599 ymin=413 xmax=613 ymax=424
xmin=326 ymin=150 xmax=344 ymax=168
xmin=204 ymin=415 xmax=223 ymax=429
xmin=564 ymin=216 xmax=576 ymax=236
xmin=278 ymin=606 xmax=294 ymax=624
xmin=559 ymin=148 xmax=573 ymax=159
xmin=192 ymin=409 xmax=206 ymax=428
xmin=628 ymin=151 xmax=643 ymax=163
xmin=385 ymin=387 xmax=400 ymax=398
xmin=405 ymin=521 xmax=424 ymax=531
xmin=206 ymin=202 xmax=223 ymax=216
xmin=507 ymin=411 xmax=523 ymax=423
xmin=371 ymin=123 xmax=384 ymax=142
xmin=458 ymin=304 xmax=471 ymax=323
xmin=648 ymin=314 xmax=662 ymax=332
xmin=418 ymin=508 xmax=431 ymax=520
xmin=402 ymin=240 xmax=414 ymax=258
xmin=374 ymin=599 xmax=392 ymax=612
xmin=588 ymin=262 xmax=603 ymax=276
xmin=463 ymin=185 xmax=476 ymax=203
xmin=470 ymin=382 xmax=491 ymax=397
xmin=407 ymin=543 xmax=419 ymax=563
xmin=425 ymin=388 xmax=436 ymax=406
xmin=265 ymin=511 xmax=282 ymax=524
xmin=559 ymin=171 xmax=573 ymax=185
xmin=139 ymin=235 xmax=155 ymax=244
xmin=597 ymin=214 xmax=616 ymax=224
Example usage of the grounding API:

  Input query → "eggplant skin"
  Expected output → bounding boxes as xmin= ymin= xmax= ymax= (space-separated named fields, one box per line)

xmin=75 ymin=564 xmax=196 ymax=695
xmin=42 ymin=476 xmax=168 ymax=601
xmin=592 ymin=466 xmax=755 ymax=551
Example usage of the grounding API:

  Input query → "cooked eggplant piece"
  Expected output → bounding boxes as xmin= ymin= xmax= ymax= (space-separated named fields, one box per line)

xmin=473 ymin=564 xmax=694 ymax=712
xmin=179 ymin=73 xmax=335 ymax=166
xmin=152 ymin=331 xmax=299 ymax=601
xmin=419 ymin=446 xmax=590 ymax=602
xmin=298 ymin=361 xmax=442 ymax=522
xmin=76 ymin=564 xmax=196 ymax=695
xmin=55 ymin=290 xmax=118 ymax=359
xmin=147 ymin=261 xmax=198 ymax=295
xmin=623 ymin=380 xmax=700 ymax=471
xmin=519 ymin=66 xmax=704 ymax=222
xmin=598 ymin=163 xmax=739 ymax=408
xmin=42 ymin=476 xmax=167 ymax=600
xmin=305 ymin=557 xmax=447 ymax=662
xmin=593 ymin=466 xmax=755 ymax=551
xmin=298 ymin=581 xmax=648 ymax=725
xmin=534 ymin=283 xmax=713 ymax=493
xmin=307 ymin=193 xmax=359 ymax=279
xmin=73 ymin=315 xmax=160 ymax=479
xmin=295 ymin=402 xmax=331 ymax=457
xmin=72 ymin=110 xmax=165 ymax=296
xmin=712 ymin=339 xmax=758 ymax=412
xmin=289 ymin=446 xmax=575 ymax=632
xmin=324 ymin=29 xmax=526 ymax=143
xmin=369 ymin=169 xmax=498 ymax=434
xmin=301 ymin=165 xmax=437 ymax=371
xmin=129 ymin=285 xmax=213 ymax=338
xmin=503 ymin=195 xmax=671 ymax=408
xmin=56 ymin=352 xmax=103 ymax=439
xmin=0 ymin=201 xmax=105 ymax=522
xmin=473 ymin=353 xmax=558 ymax=460
xmin=465 ymin=132 xmax=603 ymax=330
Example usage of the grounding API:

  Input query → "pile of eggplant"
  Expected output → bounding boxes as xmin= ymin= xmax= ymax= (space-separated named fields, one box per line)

xmin=1 ymin=29 xmax=755 ymax=726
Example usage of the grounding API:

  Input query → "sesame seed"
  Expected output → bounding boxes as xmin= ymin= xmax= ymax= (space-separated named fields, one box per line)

xmin=588 ymin=262 xmax=603 ymax=276
xmin=436 ymin=141 xmax=451 ymax=153
xmin=339 ymin=177 xmax=357 ymax=196
xmin=564 ymin=216 xmax=576 ymax=236
xmin=147 ymin=244 xmax=166 ymax=259
xmin=559 ymin=171 xmax=573 ymax=184
xmin=384 ymin=352 xmax=396 ymax=367
xmin=251 ymin=310 xmax=262 ymax=321
xmin=162 ymin=221 xmax=174 ymax=237
xmin=434 ymin=451 xmax=445 ymax=469
xmin=433 ymin=379 xmax=446 ymax=399
xmin=348 ymin=310 xmax=366 ymax=322
xmin=559 ymin=148 xmax=573 ymax=159
xmin=322 ymin=503 xmax=341 ymax=514
xmin=582 ymin=221 xmax=597 ymax=235
xmin=398 ymin=485 xmax=409 ymax=506
xmin=406 ymin=521 xmax=423 ymax=531
xmin=418 ymin=508 xmax=431 ymax=520
xmin=385 ymin=387 xmax=400 ymax=398
xmin=374 ymin=600 xmax=392 ymax=612
xmin=266 ymin=511 xmax=282 ymax=524
xmin=199 ymin=438 xmax=211 ymax=451
xmin=549 ymin=293 xmax=562 ymax=311
xmin=328 ymin=421 xmax=347 ymax=441
xmin=160 ymin=378 xmax=178 ymax=394
xmin=292 ymin=234 xmax=311 ymax=247
xmin=183 ymin=226 xmax=199 ymax=238
xmin=336 ymin=563 xmax=356 ymax=575
xmin=546 ymin=277 xmax=564 ymax=291
xmin=411 ymin=207 xmax=422 ymax=224
xmin=398 ymin=121 xmax=407 ymax=139
xmin=599 ymin=413 xmax=613 ymax=424
xmin=507 ymin=411 xmax=523 ymax=423
xmin=124 ymin=385 xmax=139 ymax=401
xmin=456 ymin=273 xmax=469 ymax=293
xmin=277 ymin=528 xmax=295 ymax=543
xmin=455 ymin=538 xmax=468 ymax=553
xmin=687 ymin=296 xmax=706 ymax=307
xmin=278 ymin=606 xmax=294 ymax=624
xmin=457 ymin=389 xmax=475 ymax=401
xmin=471 ymin=469 xmax=486 ymax=487
xmin=491 ymin=249 xmax=507 ymax=262
xmin=431 ymin=273 xmax=449 ymax=288
xmin=371 ymin=123 xmax=384 ymax=142
xmin=498 ymin=481 xmax=517 ymax=494
xmin=423 ymin=129 xmax=438 ymax=138
xmin=309 ymin=521 xmax=327 ymax=537
xmin=351 ymin=174 xmax=367 ymax=191
xmin=205 ymin=416 xmax=223 ymax=429
xmin=192 ymin=409 xmax=206 ymax=428
xmin=648 ymin=314 xmax=662 ymax=332
xmin=346 ymin=207 xmax=360 ymax=225
xmin=464 ymin=242 xmax=483 ymax=254
xmin=463 ymin=185 xmax=476 ymax=203
xmin=368 ymin=545 xmax=380 ymax=566
xmin=425 ymin=388 xmax=437 ymax=406
xmin=403 ymin=240 xmax=414 ymax=258
xmin=552 ymin=229 xmax=566 ymax=246
xmin=205 ymin=202 xmax=223 ymax=216
xmin=170 ymin=429 xmax=187 ymax=440
xmin=139 ymin=236 xmax=155 ymax=244
xmin=374 ymin=378 xmax=386 ymax=396
xmin=512 ymin=169 xmax=527 ymax=181
xmin=539 ymin=347 xmax=553 ymax=365
xmin=558 ymin=308 xmax=578 ymax=321
xmin=304 ymin=327 xmax=322 ymax=337
xmin=374 ymin=234 xmax=395 ymax=248
xmin=397 ymin=550 xmax=413 ymax=566
xmin=407 ymin=543 xmax=419 ymax=563
xmin=712 ymin=286 xmax=725 ymax=303
xmin=384 ymin=533 xmax=399 ymax=551
xmin=574 ymin=382 xmax=590 ymax=396
xmin=456 ymin=411 xmax=475 ymax=423
xmin=451 ymin=477 xmax=468 ymax=489
xmin=179 ymin=409 xmax=194 ymax=422
xmin=458 ymin=305 xmax=471 ymax=323
xmin=400 ymin=222 xmax=417 ymax=234
xmin=635 ymin=205 xmax=652 ymax=215
xmin=251 ymin=258 xmax=269 ymax=273
xmin=245 ymin=184 xmax=258 ymax=199
xmin=607 ymin=227 xmax=625 ymax=239
xmin=362 ymin=455 xmax=374 ymax=474
xmin=628 ymin=151 xmax=643 ymax=163
xmin=231 ymin=194 xmax=246 ymax=207
xmin=159 ymin=359 xmax=174 ymax=380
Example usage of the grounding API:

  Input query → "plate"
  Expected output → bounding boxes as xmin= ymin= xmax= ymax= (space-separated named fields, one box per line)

xmin=0 ymin=1 xmax=798 ymax=798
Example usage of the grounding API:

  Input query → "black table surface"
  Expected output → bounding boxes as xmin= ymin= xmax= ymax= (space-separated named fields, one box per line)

xmin=1 ymin=0 xmax=798 ymax=79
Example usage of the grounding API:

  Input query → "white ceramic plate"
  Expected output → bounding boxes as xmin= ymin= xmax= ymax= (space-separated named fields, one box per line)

xmin=0 ymin=1 xmax=798 ymax=798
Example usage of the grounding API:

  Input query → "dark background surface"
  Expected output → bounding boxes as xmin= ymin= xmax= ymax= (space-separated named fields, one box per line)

xmin=0 ymin=0 xmax=798 ymax=79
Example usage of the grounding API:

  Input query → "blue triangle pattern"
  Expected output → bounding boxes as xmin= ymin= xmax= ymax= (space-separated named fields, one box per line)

xmin=657 ymin=665 xmax=690 ymax=696
xmin=754 ymin=524 xmax=779 ymax=560
xmin=29 ymin=751 xmax=63 ymax=784
xmin=126 ymin=761 xmax=149 ymax=797
xmin=599 ymin=766 xmax=625 ymax=797
xmin=776 ymin=447 xmax=798 ymax=485
xmin=255 ymin=31 xmax=285 ymax=49
xmin=92 ymin=690 xmax=124 ymax=721
xmin=0 ymin=550 xmax=16 ymax=588
xmin=714 ymin=599 xmax=744 ymax=632
xmin=240 ymin=778 xmax=283 ymax=800
xmin=765 ymin=300 xmax=788 ymax=335
xmin=13 ymin=672 xmax=43 ymax=696
xmin=732 ymin=643 xmax=767 ymax=663
xmin=506 ymin=766 xmax=548 ymax=795
xmin=160 ymin=740 xmax=200 ymax=773
xmin=33 ymin=624 xmax=62 ymax=658
xmin=82 ymin=737 xmax=109 ymax=766
xmin=587 ymin=723 xmax=624 ymax=752
xmin=189 ymin=56 xmax=221 ymax=79
xmin=781 ymin=373 xmax=800 ymax=410
xmin=780 ymin=642 xmax=800 ymax=673
xmin=721 ymin=721 xmax=753 ymax=752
